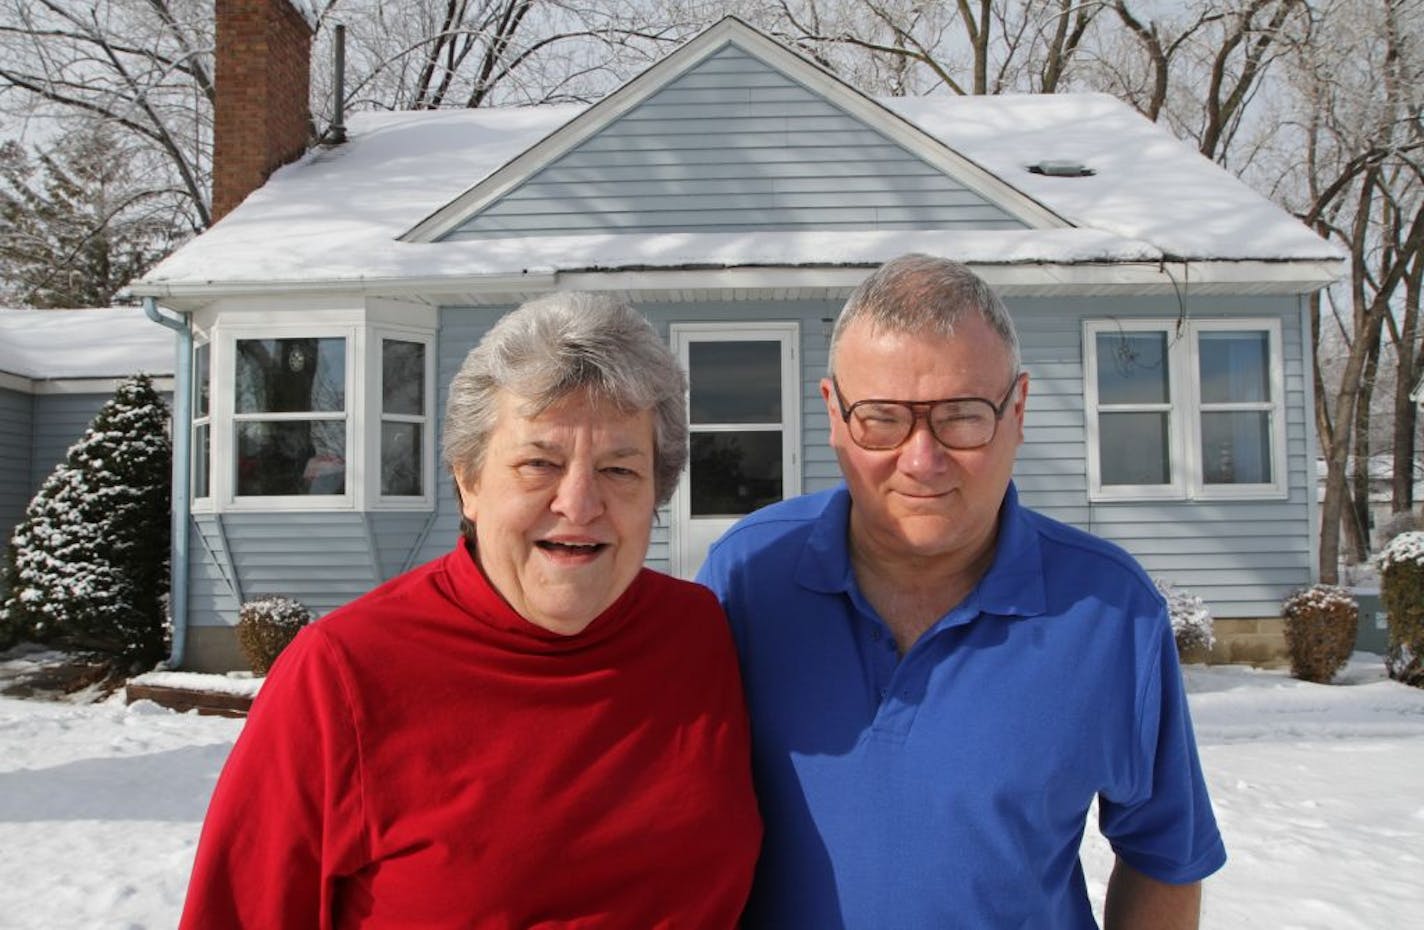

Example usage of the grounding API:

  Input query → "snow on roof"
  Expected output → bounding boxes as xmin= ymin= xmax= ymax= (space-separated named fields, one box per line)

xmin=0 ymin=308 xmax=175 ymax=380
xmin=134 ymin=92 xmax=1341 ymax=292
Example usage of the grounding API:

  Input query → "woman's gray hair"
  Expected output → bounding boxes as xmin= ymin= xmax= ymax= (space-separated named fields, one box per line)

xmin=442 ymin=292 xmax=689 ymax=509
xmin=828 ymin=253 xmax=1020 ymax=378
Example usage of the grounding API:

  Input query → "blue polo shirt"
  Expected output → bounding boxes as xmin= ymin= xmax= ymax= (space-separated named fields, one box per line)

xmin=697 ymin=483 xmax=1225 ymax=929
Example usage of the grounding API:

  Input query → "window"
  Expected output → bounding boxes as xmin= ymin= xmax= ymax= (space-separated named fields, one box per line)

xmin=234 ymin=337 xmax=348 ymax=497
xmin=192 ymin=341 xmax=211 ymax=500
xmin=378 ymin=337 xmax=429 ymax=499
xmin=687 ymin=339 xmax=787 ymax=517
xmin=200 ymin=314 xmax=435 ymax=511
xmin=669 ymin=322 xmax=801 ymax=577
xmin=1084 ymin=319 xmax=1286 ymax=501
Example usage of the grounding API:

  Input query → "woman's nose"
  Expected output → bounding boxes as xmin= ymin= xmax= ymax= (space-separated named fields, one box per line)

xmin=551 ymin=467 xmax=604 ymax=524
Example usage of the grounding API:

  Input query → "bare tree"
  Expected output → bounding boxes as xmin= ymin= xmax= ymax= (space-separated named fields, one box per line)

xmin=0 ymin=0 xmax=215 ymax=230
xmin=1292 ymin=0 xmax=1424 ymax=580
xmin=315 ymin=0 xmax=691 ymax=119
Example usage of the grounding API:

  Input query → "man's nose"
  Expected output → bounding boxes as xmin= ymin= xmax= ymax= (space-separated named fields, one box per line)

xmin=897 ymin=418 xmax=950 ymax=477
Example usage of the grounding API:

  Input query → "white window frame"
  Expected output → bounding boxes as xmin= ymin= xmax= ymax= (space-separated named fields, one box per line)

xmin=366 ymin=327 xmax=437 ymax=510
xmin=205 ymin=312 xmax=435 ymax=512
xmin=191 ymin=337 xmax=213 ymax=510
xmin=1084 ymin=318 xmax=1287 ymax=502
xmin=669 ymin=321 xmax=802 ymax=578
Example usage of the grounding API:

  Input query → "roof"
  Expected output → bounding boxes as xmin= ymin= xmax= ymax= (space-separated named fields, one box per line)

xmin=0 ymin=308 xmax=175 ymax=381
xmin=132 ymin=20 xmax=1341 ymax=304
xmin=283 ymin=0 xmax=318 ymax=30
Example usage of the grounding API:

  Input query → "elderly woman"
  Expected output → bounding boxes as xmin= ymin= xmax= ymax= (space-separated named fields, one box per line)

xmin=180 ymin=294 xmax=762 ymax=928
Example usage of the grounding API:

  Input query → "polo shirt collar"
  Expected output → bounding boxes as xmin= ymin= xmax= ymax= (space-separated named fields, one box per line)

xmin=793 ymin=481 xmax=1047 ymax=620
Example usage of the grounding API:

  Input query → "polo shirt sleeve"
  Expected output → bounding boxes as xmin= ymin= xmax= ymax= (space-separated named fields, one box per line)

xmin=178 ymin=626 xmax=369 ymax=930
xmin=1098 ymin=619 xmax=1227 ymax=884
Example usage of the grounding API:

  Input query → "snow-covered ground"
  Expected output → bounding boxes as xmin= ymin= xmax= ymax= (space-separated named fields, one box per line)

xmin=0 ymin=652 xmax=1421 ymax=929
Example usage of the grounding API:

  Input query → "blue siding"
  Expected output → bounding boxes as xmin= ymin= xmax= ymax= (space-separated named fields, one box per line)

xmin=185 ymin=294 xmax=1312 ymax=631
xmin=0 ymin=387 xmax=35 ymax=554
xmin=30 ymin=393 xmax=108 ymax=490
xmin=1009 ymin=295 xmax=1313 ymax=617
xmin=188 ymin=512 xmax=391 ymax=629
xmin=446 ymin=44 xmax=1024 ymax=239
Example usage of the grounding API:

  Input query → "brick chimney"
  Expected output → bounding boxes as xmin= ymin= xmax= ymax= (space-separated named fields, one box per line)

xmin=212 ymin=0 xmax=314 ymax=223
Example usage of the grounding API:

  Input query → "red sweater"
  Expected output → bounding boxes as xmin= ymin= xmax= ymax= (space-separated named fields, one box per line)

xmin=180 ymin=542 xmax=762 ymax=929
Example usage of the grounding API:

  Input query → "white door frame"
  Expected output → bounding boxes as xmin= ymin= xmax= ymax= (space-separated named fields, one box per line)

xmin=669 ymin=322 xmax=801 ymax=578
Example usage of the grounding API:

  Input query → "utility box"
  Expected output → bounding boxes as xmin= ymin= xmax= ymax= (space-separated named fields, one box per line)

xmin=1349 ymin=588 xmax=1389 ymax=655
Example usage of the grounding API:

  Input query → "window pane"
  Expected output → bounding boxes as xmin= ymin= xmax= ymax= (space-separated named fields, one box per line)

xmin=1099 ymin=412 xmax=1170 ymax=485
xmin=194 ymin=343 xmax=210 ymax=417
xmin=1199 ymin=331 xmax=1269 ymax=404
xmin=690 ymin=431 xmax=782 ymax=516
xmin=236 ymin=420 xmax=346 ymax=495
xmin=236 ymin=338 xmax=345 ymax=414
xmin=1201 ymin=411 xmax=1272 ymax=484
xmin=689 ymin=341 xmax=782 ymax=424
xmin=383 ymin=340 xmax=425 ymax=416
xmin=381 ymin=422 xmax=423 ymax=497
xmin=193 ymin=423 xmax=210 ymax=498
xmin=1096 ymin=332 xmax=1169 ymax=404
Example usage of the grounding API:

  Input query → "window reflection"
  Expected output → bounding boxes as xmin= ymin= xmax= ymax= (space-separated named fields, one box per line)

xmin=1096 ymin=332 xmax=1169 ymax=404
xmin=689 ymin=341 xmax=781 ymax=424
xmin=236 ymin=421 xmax=347 ymax=496
xmin=234 ymin=337 xmax=347 ymax=497
xmin=381 ymin=422 xmax=422 ymax=497
xmin=690 ymin=432 xmax=782 ymax=517
xmin=383 ymin=340 xmax=424 ymax=416
xmin=236 ymin=338 xmax=346 ymax=414
xmin=1099 ymin=412 xmax=1170 ymax=485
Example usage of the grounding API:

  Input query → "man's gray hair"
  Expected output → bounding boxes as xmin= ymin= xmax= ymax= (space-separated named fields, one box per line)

xmin=828 ymin=253 xmax=1021 ymax=377
xmin=442 ymin=292 xmax=689 ymax=509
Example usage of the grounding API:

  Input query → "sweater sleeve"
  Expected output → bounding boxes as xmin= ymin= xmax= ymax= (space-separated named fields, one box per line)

xmin=178 ymin=626 xmax=369 ymax=929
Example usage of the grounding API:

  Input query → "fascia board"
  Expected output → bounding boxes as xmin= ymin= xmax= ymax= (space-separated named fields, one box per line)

xmin=557 ymin=259 xmax=1343 ymax=296
xmin=126 ymin=259 xmax=1341 ymax=309
xmin=400 ymin=17 xmax=1069 ymax=244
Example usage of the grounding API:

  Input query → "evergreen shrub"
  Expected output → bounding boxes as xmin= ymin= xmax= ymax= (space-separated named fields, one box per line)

xmin=1153 ymin=578 xmax=1215 ymax=659
xmin=1281 ymin=585 xmax=1357 ymax=684
xmin=1377 ymin=531 xmax=1424 ymax=688
xmin=236 ymin=595 xmax=312 ymax=675
xmin=1 ymin=375 xmax=171 ymax=666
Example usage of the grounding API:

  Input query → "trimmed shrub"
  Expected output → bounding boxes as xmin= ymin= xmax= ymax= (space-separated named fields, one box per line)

xmin=1377 ymin=532 xmax=1424 ymax=688
xmin=1 ymin=374 xmax=171 ymax=666
xmin=1154 ymin=578 xmax=1215 ymax=659
xmin=236 ymin=595 xmax=312 ymax=675
xmin=1281 ymin=585 xmax=1357 ymax=684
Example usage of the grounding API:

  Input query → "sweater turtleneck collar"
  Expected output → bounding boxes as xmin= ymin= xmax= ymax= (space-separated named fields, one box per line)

xmin=437 ymin=537 xmax=645 ymax=654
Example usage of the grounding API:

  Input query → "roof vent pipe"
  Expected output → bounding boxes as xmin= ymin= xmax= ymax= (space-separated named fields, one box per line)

xmin=326 ymin=23 xmax=348 ymax=145
xmin=1027 ymin=160 xmax=1094 ymax=178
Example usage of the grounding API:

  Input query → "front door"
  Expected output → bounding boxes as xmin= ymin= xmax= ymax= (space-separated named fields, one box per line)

xmin=670 ymin=323 xmax=800 ymax=578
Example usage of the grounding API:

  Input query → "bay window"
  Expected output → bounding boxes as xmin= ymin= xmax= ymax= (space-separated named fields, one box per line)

xmin=1084 ymin=319 xmax=1286 ymax=501
xmin=191 ymin=316 xmax=434 ymax=511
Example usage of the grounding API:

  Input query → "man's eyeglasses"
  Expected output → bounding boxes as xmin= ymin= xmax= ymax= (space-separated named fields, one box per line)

xmin=831 ymin=373 xmax=1022 ymax=451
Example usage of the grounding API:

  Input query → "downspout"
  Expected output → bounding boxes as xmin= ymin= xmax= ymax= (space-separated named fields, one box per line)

xmin=143 ymin=297 xmax=192 ymax=669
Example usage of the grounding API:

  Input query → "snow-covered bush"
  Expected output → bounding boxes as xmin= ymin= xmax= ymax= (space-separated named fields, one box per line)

xmin=1281 ymin=585 xmax=1357 ymax=684
xmin=236 ymin=595 xmax=312 ymax=675
xmin=1153 ymin=578 xmax=1215 ymax=659
xmin=1376 ymin=531 xmax=1424 ymax=688
xmin=1 ymin=375 xmax=171 ymax=666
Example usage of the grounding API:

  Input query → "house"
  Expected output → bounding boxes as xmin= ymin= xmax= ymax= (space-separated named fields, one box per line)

xmin=129 ymin=2 xmax=1344 ymax=671
xmin=0 ymin=308 xmax=176 ymax=561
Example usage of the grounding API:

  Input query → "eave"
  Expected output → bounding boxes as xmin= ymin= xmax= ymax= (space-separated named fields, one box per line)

xmin=126 ymin=257 xmax=1343 ymax=314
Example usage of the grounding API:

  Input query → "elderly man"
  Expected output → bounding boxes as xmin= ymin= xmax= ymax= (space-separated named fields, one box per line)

xmin=698 ymin=254 xmax=1224 ymax=929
